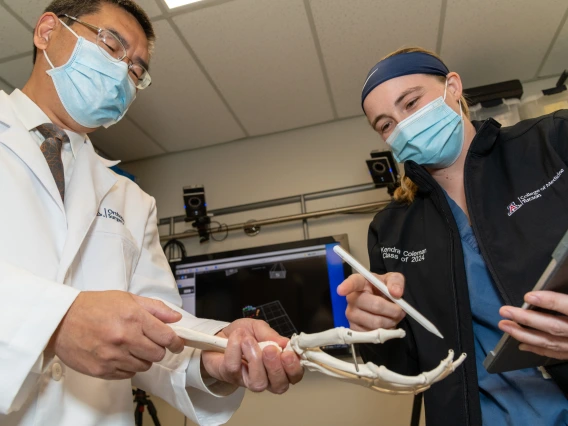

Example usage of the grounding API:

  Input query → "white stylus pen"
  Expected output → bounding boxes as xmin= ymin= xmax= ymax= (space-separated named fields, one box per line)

xmin=333 ymin=245 xmax=444 ymax=339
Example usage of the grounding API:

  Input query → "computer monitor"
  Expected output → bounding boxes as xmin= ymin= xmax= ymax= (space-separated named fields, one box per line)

xmin=172 ymin=235 xmax=352 ymax=339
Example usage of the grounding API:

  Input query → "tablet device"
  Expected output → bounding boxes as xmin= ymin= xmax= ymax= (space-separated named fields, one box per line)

xmin=483 ymin=229 xmax=568 ymax=374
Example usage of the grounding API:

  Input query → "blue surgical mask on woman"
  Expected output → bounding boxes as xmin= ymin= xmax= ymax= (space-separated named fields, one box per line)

xmin=386 ymin=81 xmax=464 ymax=169
xmin=43 ymin=20 xmax=136 ymax=129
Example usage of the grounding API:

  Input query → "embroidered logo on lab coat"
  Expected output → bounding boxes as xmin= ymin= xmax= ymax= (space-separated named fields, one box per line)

xmin=97 ymin=208 xmax=125 ymax=225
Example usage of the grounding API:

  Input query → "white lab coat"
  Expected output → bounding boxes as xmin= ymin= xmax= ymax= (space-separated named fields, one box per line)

xmin=0 ymin=90 xmax=244 ymax=426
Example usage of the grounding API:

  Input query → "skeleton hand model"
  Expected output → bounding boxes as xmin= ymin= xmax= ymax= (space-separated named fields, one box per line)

xmin=170 ymin=325 xmax=466 ymax=395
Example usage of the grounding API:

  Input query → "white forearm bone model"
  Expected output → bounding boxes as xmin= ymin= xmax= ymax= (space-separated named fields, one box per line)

xmin=170 ymin=325 xmax=467 ymax=395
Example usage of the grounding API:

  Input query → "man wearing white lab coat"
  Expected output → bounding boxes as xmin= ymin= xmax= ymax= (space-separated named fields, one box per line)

xmin=0 ymin=1 xmax=303 ymax=425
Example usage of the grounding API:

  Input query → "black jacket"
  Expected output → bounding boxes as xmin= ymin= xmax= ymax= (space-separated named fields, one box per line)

xmin=360 ymin=110 xmax=568 ymax=426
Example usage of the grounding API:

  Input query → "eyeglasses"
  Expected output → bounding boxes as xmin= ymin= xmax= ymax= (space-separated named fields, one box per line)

xmin=60 ymin=14 xmax=152 ymax=90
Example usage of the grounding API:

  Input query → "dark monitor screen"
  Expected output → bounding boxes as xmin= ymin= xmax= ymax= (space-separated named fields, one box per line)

xmin=172 ymin=235 xmax=351 ymax=338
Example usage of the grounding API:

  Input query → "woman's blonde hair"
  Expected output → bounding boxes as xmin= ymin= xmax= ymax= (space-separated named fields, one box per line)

xmin=378 ymin=47 xmax=470 ymax=204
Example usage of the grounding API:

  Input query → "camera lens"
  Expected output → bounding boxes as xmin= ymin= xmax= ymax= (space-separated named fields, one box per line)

xmin=188 ymin=197 xmax=202 ymax=208
xmin=372 ymin=161 xmax=387 ymax=174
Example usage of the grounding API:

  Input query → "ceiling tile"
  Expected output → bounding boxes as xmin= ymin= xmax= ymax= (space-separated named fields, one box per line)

xmin=126 ymin=20 xmax=246 ymax=152
xmin=173 ymin=0 xmax=334 ymax=136
xmin=90 ymin=116 xmax=165 ymax=162
xmin=442 ymin=0 xmax=567 ymax=88
xmin=0 ymin=4 xmax=34 ymax=59
xmin=0 ymin=54 xmax=33 ymax=89
xmin=540 ymin=12 xmax=568 ymax=77
xmin=310 ymin=0 xmax=441 ymax=118
xmin=4 ymin=0 xmax=49 ymax=28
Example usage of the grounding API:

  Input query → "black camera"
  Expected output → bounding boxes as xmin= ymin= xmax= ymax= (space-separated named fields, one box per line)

xmin=183 ymin=185 xmax=207 ymax=220
xmin=183 ymin=185 xmax=210 ymax=243
xmin=366 ymin=150 xmax=401 ymax=196
xmin=366 ymin=150 xmax=400 ymax=186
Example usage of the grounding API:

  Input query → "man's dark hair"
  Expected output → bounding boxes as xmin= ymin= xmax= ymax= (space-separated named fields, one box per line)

xmin=33 ymin=0 xmax=155 ymax=63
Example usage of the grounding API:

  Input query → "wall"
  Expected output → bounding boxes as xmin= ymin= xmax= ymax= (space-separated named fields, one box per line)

xmin=122 ymin=76 xmax=560 ymax=426
xmin=124 ymin=115 xmax=392 ymax=262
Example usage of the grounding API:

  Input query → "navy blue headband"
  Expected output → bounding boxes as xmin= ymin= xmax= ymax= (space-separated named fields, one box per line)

xmin=361 ymin=52 xmax=449 ymax=110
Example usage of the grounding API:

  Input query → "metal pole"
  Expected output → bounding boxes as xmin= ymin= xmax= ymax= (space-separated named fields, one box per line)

xmin=300 ymin=194 xmax=309 ymax=240
xmin=160 ymin=200 xmax=388 ymax=242
xmin=159 ymin=182 xmax=381 ymax=228
xmin=211 ymin=195 xmax=301 ymax=217
xmin=304 ymin=183 xmax=377 ymax=201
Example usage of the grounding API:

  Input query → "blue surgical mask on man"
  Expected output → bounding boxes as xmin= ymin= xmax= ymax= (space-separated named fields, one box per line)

xmin=43 ymin=20 xmax=136 ymax=129
xmin=385 ymin=81 xmax=464 ymax=169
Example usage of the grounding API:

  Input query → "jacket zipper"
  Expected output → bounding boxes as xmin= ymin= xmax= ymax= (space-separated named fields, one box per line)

xmin=431 ymin=189 xmax=471 ymax=426
xmin=463 ymin=132 xmax=512 ymax=305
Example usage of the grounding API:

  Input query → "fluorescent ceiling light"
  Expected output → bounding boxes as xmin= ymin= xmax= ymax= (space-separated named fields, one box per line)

xmin=164 ymin=0 xmax=204 ymax=9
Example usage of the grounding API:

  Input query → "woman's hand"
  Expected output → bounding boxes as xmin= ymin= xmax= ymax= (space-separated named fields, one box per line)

xmin=337 ymin=272 xmax=406 ymax=331
xmin=499 ymin=291 xmax=568 ymax=360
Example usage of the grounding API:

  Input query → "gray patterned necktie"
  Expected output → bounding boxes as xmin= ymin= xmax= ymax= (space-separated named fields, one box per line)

xmin=35 ymin=123 xmax=69 ymax=202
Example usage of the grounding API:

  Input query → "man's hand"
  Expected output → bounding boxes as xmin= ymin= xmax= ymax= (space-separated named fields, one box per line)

xmin=49 ymin=291 xmax=185 ymax=380
xmin=499 ymin=291 xmax=568 ymax=360
xmin=201 ymin=319 xmax=303 ymax=394
xmin=337 ymin=272 xmax=406 ymax=331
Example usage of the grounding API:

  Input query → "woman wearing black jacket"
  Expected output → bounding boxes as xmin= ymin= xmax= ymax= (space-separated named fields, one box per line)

xmin=338 ymin=47 xmax=568 ymax=425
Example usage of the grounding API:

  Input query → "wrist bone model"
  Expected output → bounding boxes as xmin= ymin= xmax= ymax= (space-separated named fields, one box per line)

xmin=170 ymin=325 xmax=466 ymax=395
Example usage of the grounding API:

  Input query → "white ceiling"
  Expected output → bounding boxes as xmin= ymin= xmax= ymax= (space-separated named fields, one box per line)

xmin=0 ymin=0 xmax=567 ymax=162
